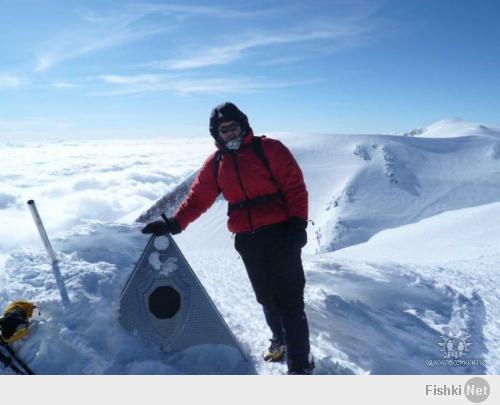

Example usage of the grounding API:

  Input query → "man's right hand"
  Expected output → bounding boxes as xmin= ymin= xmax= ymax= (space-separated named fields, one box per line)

xmin=141 ymin=217 xmax=182 ymax=236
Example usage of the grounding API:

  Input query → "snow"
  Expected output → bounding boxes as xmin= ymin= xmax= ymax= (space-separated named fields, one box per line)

xmin=0 ymin=118 xmax=499 ymax=374
xmin=404 ymin=118 xmax=500 ymax=139
xmin=418 ymin=118 xmax=500 ymax=139
xmin=329 ymin=201 xmax=500 ymax=373
xmin=331 ymin=201 xmax=500 ymax=264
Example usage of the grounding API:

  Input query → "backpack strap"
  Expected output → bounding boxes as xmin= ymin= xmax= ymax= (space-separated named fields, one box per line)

xmin=251 ymin=136 xmax=284 ymax=197
xmin=251 ymin=136 xmax=269 ymax=169
xmin=214 ymin=150 xmax=223 ymax=194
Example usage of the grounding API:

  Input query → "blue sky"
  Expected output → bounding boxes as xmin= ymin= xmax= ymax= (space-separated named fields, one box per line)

xmin=1 ymin=0 xmax=499 ymax=140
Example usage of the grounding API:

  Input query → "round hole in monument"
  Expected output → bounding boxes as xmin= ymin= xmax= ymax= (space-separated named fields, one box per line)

xmin=148 ymin=286 xmax=181 ymax=319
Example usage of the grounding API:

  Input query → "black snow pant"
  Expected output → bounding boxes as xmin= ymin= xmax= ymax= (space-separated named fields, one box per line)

xmin=234 ymin=221 xmax=310 ymax=373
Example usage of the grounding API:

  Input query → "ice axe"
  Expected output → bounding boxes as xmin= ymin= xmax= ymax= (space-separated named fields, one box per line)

xmin=27 ymin=199 xmax=71 ymax=307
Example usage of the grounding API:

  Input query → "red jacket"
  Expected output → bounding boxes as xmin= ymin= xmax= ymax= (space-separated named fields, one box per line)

xmin=174 ymin=130 xmax=308 ymax=233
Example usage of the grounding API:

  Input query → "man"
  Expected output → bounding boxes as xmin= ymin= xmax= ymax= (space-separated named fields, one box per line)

xmin=142 ymin=102 xmax=313 ymax=374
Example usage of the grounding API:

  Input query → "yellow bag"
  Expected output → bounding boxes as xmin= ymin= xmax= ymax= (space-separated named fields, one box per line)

xmin=0 ymin=301 xmax=38 ymax=344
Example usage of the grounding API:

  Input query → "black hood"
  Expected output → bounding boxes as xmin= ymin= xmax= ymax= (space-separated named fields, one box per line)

xmin=209 ymin=102 xmax=250 ymax=145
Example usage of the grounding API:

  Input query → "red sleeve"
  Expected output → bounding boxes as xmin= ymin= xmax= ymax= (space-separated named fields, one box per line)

xmin=173 ymin=152 xmax=220 ymax=230
xmin=266 ymin=140 xmax=308 ymax=220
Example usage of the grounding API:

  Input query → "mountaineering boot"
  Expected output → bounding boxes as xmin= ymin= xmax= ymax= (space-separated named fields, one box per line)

xmin=263 ymin=338 xmax=286 ymax=362
xmin=287 ymin=357 xmax=315 ymax=375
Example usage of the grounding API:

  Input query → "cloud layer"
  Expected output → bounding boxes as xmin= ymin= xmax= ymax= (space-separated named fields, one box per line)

xmin=0 ymin=138 xmax=213 ymax=252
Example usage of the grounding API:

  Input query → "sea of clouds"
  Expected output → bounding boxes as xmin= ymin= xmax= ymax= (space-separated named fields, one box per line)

xmin=0 ymin=138 xmax=213 ymax=254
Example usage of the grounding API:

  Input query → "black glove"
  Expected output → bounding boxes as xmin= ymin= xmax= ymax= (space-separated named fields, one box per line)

xmin=141 ymin=217 xmax=182 ymax=236
xmin=286 ymin=216 xmax=308 ymax=250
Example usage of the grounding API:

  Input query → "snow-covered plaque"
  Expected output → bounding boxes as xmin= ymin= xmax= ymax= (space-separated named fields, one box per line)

xmin=119 ymin=234 xmax=245 ymax=356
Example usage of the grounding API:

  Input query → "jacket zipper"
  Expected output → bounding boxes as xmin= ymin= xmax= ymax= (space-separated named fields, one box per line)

xmin=233 ymin=152 xmax=254 ymax=231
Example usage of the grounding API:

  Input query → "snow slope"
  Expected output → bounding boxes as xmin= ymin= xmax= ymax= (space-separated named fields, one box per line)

xmin=0 ymin=119 xmax=499 ymax=374
xmin=294 ymin=128 xmax=500 ymax=253
xmin=329 ymin=201 xmax=500 ymax=373
xmin=407 ymin=118 xmax=500 ymax=139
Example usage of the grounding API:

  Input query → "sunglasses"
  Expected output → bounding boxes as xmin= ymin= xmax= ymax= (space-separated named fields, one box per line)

xmin=218 ymin=122 xmax=240 ymax=135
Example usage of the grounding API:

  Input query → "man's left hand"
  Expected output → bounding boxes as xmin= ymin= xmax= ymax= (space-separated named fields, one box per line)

xmin=287 ymin=216 xmax=308 ymax=250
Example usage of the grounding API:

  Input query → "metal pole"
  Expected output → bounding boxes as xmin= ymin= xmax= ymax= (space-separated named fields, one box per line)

xmin=27 ymin=200 xmax=70 ymax=306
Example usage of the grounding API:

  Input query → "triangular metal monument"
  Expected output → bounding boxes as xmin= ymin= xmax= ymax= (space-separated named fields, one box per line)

xmin=119 ymin=234 xmax=245 ymax=357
